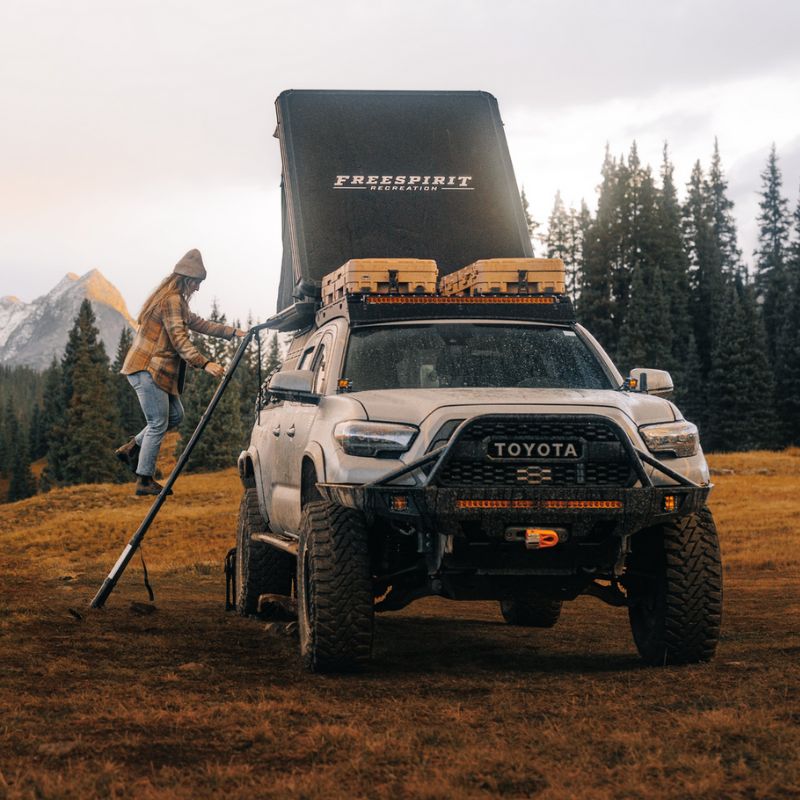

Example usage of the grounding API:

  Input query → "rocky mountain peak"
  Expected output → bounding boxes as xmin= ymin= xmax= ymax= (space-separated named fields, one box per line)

xmin=0 ymin=270 xmax=136 ymax=370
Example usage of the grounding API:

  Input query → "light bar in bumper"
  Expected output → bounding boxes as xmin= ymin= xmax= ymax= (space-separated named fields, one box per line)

xmin=315 ymin=483 xmax=710 ymax=533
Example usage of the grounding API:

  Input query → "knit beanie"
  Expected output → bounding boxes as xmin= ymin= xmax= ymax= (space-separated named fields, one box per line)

xmin=173 ymin=249 xmax=207 ymax=280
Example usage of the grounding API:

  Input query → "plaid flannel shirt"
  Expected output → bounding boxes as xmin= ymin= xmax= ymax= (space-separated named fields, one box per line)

xmin=121 ymin=292 xmax=235 ymax=395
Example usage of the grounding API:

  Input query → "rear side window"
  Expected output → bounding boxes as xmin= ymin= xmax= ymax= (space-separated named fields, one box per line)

xmin=342 ymin=324 xmax=611 ymax=391
xmin=297 ymin=346 xmax=316 ymax=371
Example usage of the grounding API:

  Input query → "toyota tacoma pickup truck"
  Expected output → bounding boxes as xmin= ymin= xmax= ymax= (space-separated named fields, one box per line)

xmin=231 ymin=90 xmax=722 ymax=672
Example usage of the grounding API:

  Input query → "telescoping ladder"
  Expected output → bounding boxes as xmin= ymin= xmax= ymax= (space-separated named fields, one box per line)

xmin=90 ymin=323 xmax=273 ymax=609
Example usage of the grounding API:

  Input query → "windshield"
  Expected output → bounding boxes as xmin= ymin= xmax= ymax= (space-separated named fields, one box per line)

xmin=343 ymin=323 xmax=612 ymax=391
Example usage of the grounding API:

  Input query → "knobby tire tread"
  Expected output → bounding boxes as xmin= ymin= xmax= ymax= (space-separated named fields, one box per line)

xmin=236 ymin=488 xmax=293 ymax=615
xmin=299 ymin=501 xmax=374 ymax=673
xmin=629 ymin=506 xmax=723 ymax=665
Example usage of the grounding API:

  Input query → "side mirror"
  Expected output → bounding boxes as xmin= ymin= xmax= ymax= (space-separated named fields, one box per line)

xmin=627 ymin=368 xmax=673 ymax=398
xmin=268 ymin=370 xmax=321 ymax=405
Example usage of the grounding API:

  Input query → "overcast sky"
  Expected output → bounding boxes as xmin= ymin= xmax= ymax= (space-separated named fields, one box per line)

xmin=1 ymin=0 xmax=799 ymax=323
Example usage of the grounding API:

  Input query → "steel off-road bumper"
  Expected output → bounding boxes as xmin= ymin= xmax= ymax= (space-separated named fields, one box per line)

xmin=316 ymin=415 xmax=711 ymax=538
xmin=316 ymin=481 xmax=710 ymax=538
xmin=314 ymin=435 xmax=710 ymax=606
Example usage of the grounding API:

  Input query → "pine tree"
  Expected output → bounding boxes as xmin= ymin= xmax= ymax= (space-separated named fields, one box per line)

xmin=775 ymin=282 xmax=800 ymax=445
xmin=235 ymin=314 xmax=261 ymax=436
xmin=777 ymin=187 xmax=800 ymax=444
xmin=545 ymin=191 xmax=576 ymax=295
xmin=520 ymin=186 xmax=539 ymax=251
xmin=2 ymin=398 xmax=16 ymax=475
xmin=40 ymin=357 xmax=66 ymax=484
xmin=0 ymin=412 xmax=5 ymax=479
xmin=707 ymin=139 xmax=744 ymax=280
xmin=48 ymin=300 xmax=126 ymax=485
xmin=28 ymin=404 xmax=47 ymax=461
xmin=178 ymin=301 xmax=244 ymax=472
xmin=789 ymin=184 xmax=800 ymax=288
xmin=657 ymin=145 xmax=692 ymax=381
xmin=754 ymin=144 xmax=792 ymax=361
xmin=8 ymin=418 xmax=36 ymax=502
xmin=613 ymin=143 xmax=666 ymax=366
xmin=675 ymin=332 xmax=706 ymax=429
xmin=617 ymin=263 xmax=673 ymax=374
xmin=706 ymin=282 xmax=778 ymax=451
xmin=568 ymin=201 xmax=592 ymax=301
xmin=112 ymin=327 xmax=144 ymax=436
xmin=579 ymin=147 xmax=621 ymax=351
xmin=683 ymin=160 xmax=724 ymax=375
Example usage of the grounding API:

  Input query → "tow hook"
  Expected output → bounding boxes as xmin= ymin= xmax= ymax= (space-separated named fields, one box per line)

xmin=504 ymin=527 xmax=567 ymax=549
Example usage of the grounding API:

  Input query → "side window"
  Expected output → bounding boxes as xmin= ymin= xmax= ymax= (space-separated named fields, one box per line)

xmin=312 ymin=342 xmax=328 ymax=394
xmin=297 ymin=346 xmax=316 ymax=371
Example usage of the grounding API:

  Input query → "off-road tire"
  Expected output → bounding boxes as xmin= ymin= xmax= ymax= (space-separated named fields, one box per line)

xmin=235 ymin=488 xmax=294 ymax=616
xmin=500 ymin=595 xmax=562 ymax=627
xmin=297 ymin=500 xmax=374 ymax=673
xmin=627 ymin=506 xmax=723 ymax=665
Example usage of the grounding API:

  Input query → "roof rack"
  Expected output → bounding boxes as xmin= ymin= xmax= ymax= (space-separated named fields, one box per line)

xmin=316 ymin=292 xmax=576 ymax=326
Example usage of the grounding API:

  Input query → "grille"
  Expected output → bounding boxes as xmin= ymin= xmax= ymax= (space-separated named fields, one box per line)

xmin=437 ymin=415 xmax=635 ymax=488
xmin=462 ymin=418 xmax=619 ymax=442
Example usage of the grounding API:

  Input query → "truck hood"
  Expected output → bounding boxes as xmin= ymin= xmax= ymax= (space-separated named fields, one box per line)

xmin=351 ymin=387 xmax=678 ymax=428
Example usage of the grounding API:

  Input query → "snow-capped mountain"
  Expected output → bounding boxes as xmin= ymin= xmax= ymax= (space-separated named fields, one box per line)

xmin=0 ymin=270 xmax=136 ymax=370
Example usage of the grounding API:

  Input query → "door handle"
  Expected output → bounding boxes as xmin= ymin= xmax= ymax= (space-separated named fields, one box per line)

xmin=287 ymin=424 xmax=296 ymax=438
xmin=272 ymin=425 xmax=281 ymax=437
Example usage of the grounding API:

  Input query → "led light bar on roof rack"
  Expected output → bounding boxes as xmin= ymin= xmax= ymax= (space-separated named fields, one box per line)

xmin=364 ymin=295 xmax=558 ymax=305
xmin=315 ymin=291 xmax=577 ymax=325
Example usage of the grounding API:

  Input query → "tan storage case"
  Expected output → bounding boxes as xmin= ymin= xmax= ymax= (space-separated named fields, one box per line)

xmin=440 ymin=258 xmax=566 ymax=296
xmin=322 ymin=259 xmax=439 ymax=305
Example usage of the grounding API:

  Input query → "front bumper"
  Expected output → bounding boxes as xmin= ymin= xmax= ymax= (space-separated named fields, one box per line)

xmin=316 ymin=482 xmax=709 ymax=537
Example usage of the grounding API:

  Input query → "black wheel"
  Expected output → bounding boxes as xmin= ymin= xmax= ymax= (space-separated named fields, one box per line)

xmin=297 ymin=500 xmax=374 ymax=673
xmin=626 ymin=506 xmax=723 ymax=665
xmin=235 ymin=488 xmax=294 ymax=616
xmin=500 ymin=595 xmax=562 ymax=627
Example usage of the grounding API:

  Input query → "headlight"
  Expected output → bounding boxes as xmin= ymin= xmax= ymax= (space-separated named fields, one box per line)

xmin=334 ymin=421 xmax=418 ymax=458
xmin=640 ymin=420 xmax=699 ymax=458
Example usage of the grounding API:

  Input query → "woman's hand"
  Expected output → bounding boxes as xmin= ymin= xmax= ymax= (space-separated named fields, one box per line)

xmin=204 ymin=362 xmax=225 ymax=379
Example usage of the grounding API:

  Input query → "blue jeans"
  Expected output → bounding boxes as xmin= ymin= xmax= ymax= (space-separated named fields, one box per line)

xmin=127 ymin=370 xmax=184 ymax=477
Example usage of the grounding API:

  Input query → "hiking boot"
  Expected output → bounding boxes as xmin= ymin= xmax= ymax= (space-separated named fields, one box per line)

xmin=115 ymin=437 xmax=141 ymax=470
xmin=135 ymin=475 xmax=173 ymax=497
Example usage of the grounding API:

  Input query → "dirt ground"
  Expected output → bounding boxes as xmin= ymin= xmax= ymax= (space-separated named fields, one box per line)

xmin=1 ymin=450 xmax=799 ymax=799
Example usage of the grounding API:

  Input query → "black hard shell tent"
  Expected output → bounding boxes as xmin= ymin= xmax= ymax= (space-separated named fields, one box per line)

xmin=275 ymin=90 xmax=533 ymax=314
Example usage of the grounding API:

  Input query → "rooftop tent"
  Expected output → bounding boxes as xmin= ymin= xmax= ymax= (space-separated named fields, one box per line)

xmin=275 ymin=90 xmax=532 ymax=312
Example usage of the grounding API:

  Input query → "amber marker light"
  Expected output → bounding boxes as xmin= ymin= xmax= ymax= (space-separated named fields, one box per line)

xmin=544 ymin=500 xmax=623 ymax=510
xmin=663 ymin=495 xmax=677 ymax=512
xmin=524 ymin=529 xmax=560 ymax=549
xmin=390 ymin=495 xmax=409 ymax=511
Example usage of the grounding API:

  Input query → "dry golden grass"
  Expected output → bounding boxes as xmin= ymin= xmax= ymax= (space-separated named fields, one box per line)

xmin=0 ymin=450 xmax=798 ymax=799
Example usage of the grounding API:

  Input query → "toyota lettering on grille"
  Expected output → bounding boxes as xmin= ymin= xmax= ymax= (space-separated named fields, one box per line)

xmin=487 ymin=441 xmax=582 ymax=460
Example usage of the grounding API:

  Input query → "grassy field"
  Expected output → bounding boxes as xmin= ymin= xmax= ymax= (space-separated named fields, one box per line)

xmin=1 ymin=449 xmax=799 ymax=799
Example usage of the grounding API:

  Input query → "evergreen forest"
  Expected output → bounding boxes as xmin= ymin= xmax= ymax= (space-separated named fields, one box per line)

xmin=540 ymin=141 xmax=799 ymax=453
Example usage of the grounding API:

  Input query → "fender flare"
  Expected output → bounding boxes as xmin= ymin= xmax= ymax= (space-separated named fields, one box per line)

xmin=237 ymin=446 xmax=259 ymax=489
xmin=301 ymin=442 xmax=326 ymax=506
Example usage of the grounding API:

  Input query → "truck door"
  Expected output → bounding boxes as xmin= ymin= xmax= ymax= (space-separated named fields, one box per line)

xmin=253 ymin=340 xmax=317 ymax=532
xmin=267 ymin=332 xmax=328 ymax=534
xmin=281 ymin=331 xmax=335 ymax=533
